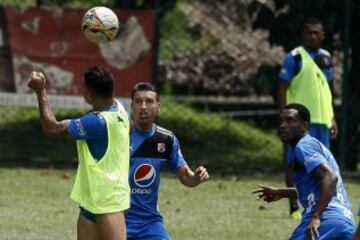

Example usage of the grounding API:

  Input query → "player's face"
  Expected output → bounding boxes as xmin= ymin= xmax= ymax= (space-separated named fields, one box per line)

xmin=302 ymin=24 xmax=324 ymax=50
xmin=131 ymin=90 xmax=159 ymax=128
xmin=279 ymin=109 xmax=307 ymax=143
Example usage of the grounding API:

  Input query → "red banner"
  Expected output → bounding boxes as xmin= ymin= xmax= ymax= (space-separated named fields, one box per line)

xmin=0 ymin=6 xmax=155 ymax=103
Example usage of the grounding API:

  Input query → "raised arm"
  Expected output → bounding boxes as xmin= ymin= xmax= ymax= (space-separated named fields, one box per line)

xmin=176 ymin=165 xmax=209 ymax=188
xmin=27 ymin=71 xmax=69 ymax=138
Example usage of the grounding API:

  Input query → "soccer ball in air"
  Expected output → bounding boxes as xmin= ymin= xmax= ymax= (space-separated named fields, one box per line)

xmin=82 ymin=6 xmax=119 ymax=44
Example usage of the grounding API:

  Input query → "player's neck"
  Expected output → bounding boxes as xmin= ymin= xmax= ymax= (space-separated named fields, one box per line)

xmin=304 ymin=46 xmax=320 ymax=53
xmin=289 ymin=133 xmax=306 ymax=146
xmin=92 ymin=98 xmax=115 ymax=111
xmin=134 ymin=122 xmax=153 ymax=132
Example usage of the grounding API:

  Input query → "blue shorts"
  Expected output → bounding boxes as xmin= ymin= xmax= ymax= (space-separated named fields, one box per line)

xmin=290 ymin=217 xmax=355 ymax=240
xmin=79 ymin=206 xmax=96 ymax=222
xmin=127 ymin=221 xmax=170 ymax=240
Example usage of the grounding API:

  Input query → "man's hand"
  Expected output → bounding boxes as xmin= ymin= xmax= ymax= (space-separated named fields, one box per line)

xmin=28 ymin=71 xmax=46 ymax=91
xmin=252 ymin=185 xmax=282 ymax=202
xmin=306 ymin=216 xmax=320 ymax=240
xmin=193 ymin=166 xmax=209 ymax=184
xmin=330 ymin=118 xmax=338 ymax=139
xmin=176 ymin=165 xmax=209 ymax=187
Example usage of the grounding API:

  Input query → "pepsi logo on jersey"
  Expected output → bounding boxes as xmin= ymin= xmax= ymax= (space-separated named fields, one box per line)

xmin=132 ymin=164 xmax=156 ymax=194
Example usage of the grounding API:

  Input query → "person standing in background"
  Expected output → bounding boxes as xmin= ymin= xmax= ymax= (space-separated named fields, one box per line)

xmin=277 ymin=17 xmax=337 ymax=218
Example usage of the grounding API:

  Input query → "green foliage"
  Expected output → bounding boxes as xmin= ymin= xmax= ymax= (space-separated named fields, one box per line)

xmin=0 ymin=99 xmax=282 ymax=173
xmin=0 ymin=0 xmax=35 ymax=7
xmin=0 ymin=106 xmax=84 ymax=161
xmin=158 ymin=97 xmax=282 ymax=173
xmin=158 ymin=1 xmax=210 ymax=60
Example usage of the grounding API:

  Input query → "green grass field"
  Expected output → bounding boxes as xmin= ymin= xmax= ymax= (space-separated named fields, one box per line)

xmin=0 ymin=168 xmax=359 ymax=240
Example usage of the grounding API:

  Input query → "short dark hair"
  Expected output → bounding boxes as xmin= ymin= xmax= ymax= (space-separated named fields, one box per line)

xmin=285 ymin=103 xmax=311 ymax=123
xmin=302 ymin=17 xmax=323 ymax=32
xmin=84 ymin=66 xmax=114 ymax=98
xmin=131 ymin=82 xmax=159 ymax=101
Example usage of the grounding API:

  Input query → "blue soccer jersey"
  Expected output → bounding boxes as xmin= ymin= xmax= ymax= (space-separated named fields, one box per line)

xmin=289 ymin=134 xmax=353 ymax=223
xmin=67 ymin=102 xmax=119 ymax=160
xmin=278 ymin=47 xmax=333 ymax=83
xmin=126 ymin=124 xmax=187 ymax=226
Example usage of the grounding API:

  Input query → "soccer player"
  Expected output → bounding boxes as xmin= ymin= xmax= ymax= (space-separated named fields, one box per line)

xmin=27 ymin=67 xmax=130 ymax=240
xmin=277 ymin=17 xmax=337 ymax=217
xmin=126 ymin=82 xmax=209 ymax=240
xmin=253 ymin=104 xmax=355 ymax=240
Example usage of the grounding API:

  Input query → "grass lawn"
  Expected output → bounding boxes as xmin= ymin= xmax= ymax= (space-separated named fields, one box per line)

xmin=0 ymin=168 xmax=359 ymax=240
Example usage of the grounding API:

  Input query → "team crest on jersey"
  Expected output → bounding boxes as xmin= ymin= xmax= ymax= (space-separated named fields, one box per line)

xmin=157 ymin=143 xmax=166 ymax=153
xmin=134 ymin=164 xmax=156 ymax=188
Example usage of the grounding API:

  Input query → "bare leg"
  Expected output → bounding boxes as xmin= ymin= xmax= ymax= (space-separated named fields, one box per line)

xmin=96 ymin=211 xmax=126 ymax=240
xmin=77 ymin=214 xmax=99 ymax=240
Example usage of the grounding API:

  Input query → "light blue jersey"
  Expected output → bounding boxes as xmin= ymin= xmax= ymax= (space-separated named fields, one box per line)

xmin=288 ymin=134 xmax=355 ymax=239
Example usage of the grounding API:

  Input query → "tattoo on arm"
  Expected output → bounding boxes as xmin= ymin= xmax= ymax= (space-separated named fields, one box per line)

xmin=37 ymin=90 xmax=70 ymax=138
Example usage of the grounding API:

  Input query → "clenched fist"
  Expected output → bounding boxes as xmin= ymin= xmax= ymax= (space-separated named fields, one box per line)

xmin=28 ymin=71 xmax=46 ymax=91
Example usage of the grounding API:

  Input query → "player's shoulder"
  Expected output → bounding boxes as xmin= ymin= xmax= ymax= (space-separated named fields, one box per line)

xmin=318 ymin=48 xmax=331 ymax=57
xmin=283 ymin=47 xmax=301 ymax=64
xmin=296 ymin=134 xmax=321 ymax=152
xmin=81 ymin=111 xmax=103 ymax=121
xmin=116 ymin=100 xmax=127 ymax=111
xmin=289 ymin=47 xmax=300 ymax=57
xmin=155 ymin=125 xmax=174 ymax=139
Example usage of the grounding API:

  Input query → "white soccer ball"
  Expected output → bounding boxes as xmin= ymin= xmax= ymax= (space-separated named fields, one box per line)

xmin=82 ymin=6 xmax=119 ymax=44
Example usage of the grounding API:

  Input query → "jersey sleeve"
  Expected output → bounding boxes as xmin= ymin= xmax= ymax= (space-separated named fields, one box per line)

xmin=168 ymin=135 xmax=187 ymax=173
xmin=294 ymin=140 xmax=327 ymax=174
xmin=278 ymin=53 xmax=296 ymax=82
xmin=323 ymin=60 xmax=333 ymax=82
xmin=68 ymin=113 xmax=107 ymax=140
xmin=316 ymin=52 xmax=334 ymax=82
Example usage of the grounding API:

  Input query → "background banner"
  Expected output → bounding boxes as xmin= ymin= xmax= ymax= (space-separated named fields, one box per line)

xmin=0 ymin=6 xmax=155 ymax=107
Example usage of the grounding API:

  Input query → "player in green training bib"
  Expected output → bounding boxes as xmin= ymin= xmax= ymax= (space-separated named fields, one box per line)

xmin=28 ymin=66 xmax=130 ymax=240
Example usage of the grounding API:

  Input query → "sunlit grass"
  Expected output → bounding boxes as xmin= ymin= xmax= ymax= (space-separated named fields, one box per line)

xmin=0 ymin=168 xmax=358 ymax=240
